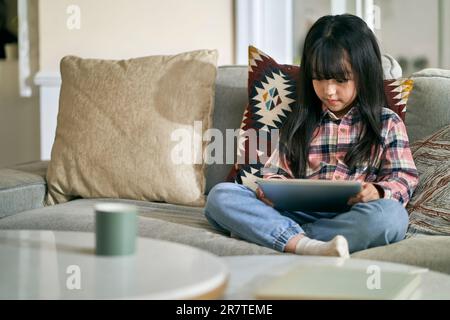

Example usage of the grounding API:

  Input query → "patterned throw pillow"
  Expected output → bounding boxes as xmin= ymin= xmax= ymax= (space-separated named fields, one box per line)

xmin=384 ymin=78 xmax=414 ymax=121
xmin=406 ymin=125 xmax=450 ymax=237
xmin=227 ymin=46 xmax=414 ymax=191
xmin=225 ymin=46 xmax=299 ymax=190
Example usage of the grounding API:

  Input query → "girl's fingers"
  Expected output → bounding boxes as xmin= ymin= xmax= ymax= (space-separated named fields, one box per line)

xmin=256 ymin=187 xmax=274 ymax=206
xmin=263 ymin=198 xmax=274 ymax=207
xmin=260 ymin=194 xmax=273 ymax=207
xmin=347 ymin=195 xmax=359 ymax=205
xmin=348 ymin=186 xmax=372 ymax=204
xmin=348 ymin=185 xmax=379 ymax=205
xmin=256 ymin=187 xmax=263 ymax=198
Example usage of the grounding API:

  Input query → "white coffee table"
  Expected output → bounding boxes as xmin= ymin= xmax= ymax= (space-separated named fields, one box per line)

xmin=0 ymin=230 xmax=228 ymax=299
xmin=221 ymin=255 xmax=450 ymax=300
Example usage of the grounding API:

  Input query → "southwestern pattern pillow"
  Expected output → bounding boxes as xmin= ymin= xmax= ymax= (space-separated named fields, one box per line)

xmin=406 ymin=125 xmax=450 ymax=237
xmin=227 ymin=46 xmax=415 ymax=191
xmin=225 ymin=46 xmax=299 ymax=190
xmin=384 ymin=78 xmax=414 ymax=121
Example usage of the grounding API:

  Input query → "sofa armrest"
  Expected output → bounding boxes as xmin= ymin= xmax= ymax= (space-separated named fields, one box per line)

xmin=0 ymin=161 xmax=49 ymax=218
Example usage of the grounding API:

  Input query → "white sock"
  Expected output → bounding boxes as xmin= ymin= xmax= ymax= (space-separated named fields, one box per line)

xmin=295 ymin=235 xmax=350 ymax=258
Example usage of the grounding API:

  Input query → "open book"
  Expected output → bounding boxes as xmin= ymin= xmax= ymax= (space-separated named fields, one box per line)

xmin=254 ymin=264 xmax=424 ymax=300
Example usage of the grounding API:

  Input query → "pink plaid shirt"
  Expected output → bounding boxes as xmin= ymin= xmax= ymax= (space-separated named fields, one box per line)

xmin=263 ymin=106 xmax=419 ymax=206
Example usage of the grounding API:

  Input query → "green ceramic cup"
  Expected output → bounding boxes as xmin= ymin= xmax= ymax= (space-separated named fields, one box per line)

xmin=95 ymin=203 xmax=138 ymax=256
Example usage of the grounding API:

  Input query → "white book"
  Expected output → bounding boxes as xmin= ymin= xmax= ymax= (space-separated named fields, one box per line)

xmin=254 ymin=264 xmax=424 ymax=300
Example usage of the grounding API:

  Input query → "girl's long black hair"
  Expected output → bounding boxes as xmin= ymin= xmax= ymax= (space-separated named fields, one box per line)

xmin=280 ymin=14 xmax=386 ymax=178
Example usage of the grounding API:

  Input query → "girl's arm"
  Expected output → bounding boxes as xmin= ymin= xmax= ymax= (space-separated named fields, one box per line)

xmin=373 ymin=119 xmax=419 ymax=206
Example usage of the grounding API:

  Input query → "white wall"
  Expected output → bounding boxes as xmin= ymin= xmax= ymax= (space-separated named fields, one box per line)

xmin=293 ymin=0 xmax=331 ymax=64
xmin=0 ymin=0 xmax=40 ymax=168
xmin=374 ymin=0 xmax=439 ymax=75
xmin=39 ymin=0 xmax=235 ymax=71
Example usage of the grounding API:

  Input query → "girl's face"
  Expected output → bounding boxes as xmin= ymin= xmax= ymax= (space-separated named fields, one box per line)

xmin=312 ymin=59 xmax=357 ymax=118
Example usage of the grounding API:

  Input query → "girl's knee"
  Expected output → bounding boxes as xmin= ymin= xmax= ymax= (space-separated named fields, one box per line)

xmin=358 ymin=199 xmax=407 ymax=224
xmin=376 ymin=199 xmax=409 ymax=232
xmin=208 ymin=182 xmax=250 ymax=195
xmin=204 ymin=209 xmax=230 ymax=234
xmin=205 ymin=182 xmax=253 ymax=217
xmin=353 ymin=199 xmax=408 ymax=245
xmin=207 ymin=183 xmax=253 ymax=204
xmin=375 ymin=199 xmax=408 ymax=242
xmin=206 ymin=183 xmax=233 ymax=205
xmin=204 ymin=184 xmax=234 ymax=232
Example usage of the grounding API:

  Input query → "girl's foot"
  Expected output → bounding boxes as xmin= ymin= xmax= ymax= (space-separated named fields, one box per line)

xmin=295 ymin=235 xmax=350 ymax=258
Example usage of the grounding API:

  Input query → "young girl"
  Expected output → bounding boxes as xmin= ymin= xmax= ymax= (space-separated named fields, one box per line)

xmin=204 ymin=14 xmax=419 ymax=258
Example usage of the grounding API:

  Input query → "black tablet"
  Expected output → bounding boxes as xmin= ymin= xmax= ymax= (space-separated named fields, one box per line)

xmin=256 ymin=179 xmax=362 ymax=212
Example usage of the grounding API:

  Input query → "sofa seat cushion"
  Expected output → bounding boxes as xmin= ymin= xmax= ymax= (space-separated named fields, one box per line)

xmin=1 ymin=199 xmax=448 ymax=273
xmin=0 ymin=162 xmax=48 ymax=218
xmin=0 ymin=199 xmax=277 ymax=256
xmin=351 ymin=235 xmax=450 ymax=274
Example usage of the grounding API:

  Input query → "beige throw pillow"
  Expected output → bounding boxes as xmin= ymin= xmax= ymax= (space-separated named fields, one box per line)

xmin=46 ymin=49 xmax=218 ymax=207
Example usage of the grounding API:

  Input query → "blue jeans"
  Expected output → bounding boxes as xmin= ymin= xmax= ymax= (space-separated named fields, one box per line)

xmin=204 ymin=182 xmax=409 ymax=253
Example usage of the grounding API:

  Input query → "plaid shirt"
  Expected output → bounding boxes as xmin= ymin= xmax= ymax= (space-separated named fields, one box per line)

xmin=263 ymin=106 xmax=419 ymax=206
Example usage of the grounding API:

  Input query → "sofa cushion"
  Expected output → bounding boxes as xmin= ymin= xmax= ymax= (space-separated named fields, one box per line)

xmin=351 ymin=235 xmax=450 ymax=274
xmin=405 ymin=68 xmax=450 ymax=143
xmin=227 ymin=46 xmax=414 ymax=191
xmin=381 ymin=53 xmax=402 ymax=79
xmin=406 ymin=125 xmax=450 ymax=236
xmin=46 ymin=50 xmax=218 ymax=207
xmin=0 ymin=163 xmax=47 ymax=218
xmin=8 ymin=161 xmax=49 ymax=178
xmin=0 ymin=198 xmax=278 ymax=256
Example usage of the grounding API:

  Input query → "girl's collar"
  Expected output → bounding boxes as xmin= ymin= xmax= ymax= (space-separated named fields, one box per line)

xmin=321 ymin=105 xmax=359 ymax=122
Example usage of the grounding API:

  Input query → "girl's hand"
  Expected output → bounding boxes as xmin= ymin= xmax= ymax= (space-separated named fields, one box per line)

xmin=347 ymin=182 xmax=381 ymax=205
xmin=256 ymin=187 xmax=274 ymax=207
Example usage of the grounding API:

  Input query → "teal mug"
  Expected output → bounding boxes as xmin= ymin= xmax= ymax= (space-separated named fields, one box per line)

xmin=95 ymin=203 xmax=138 ymax=256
